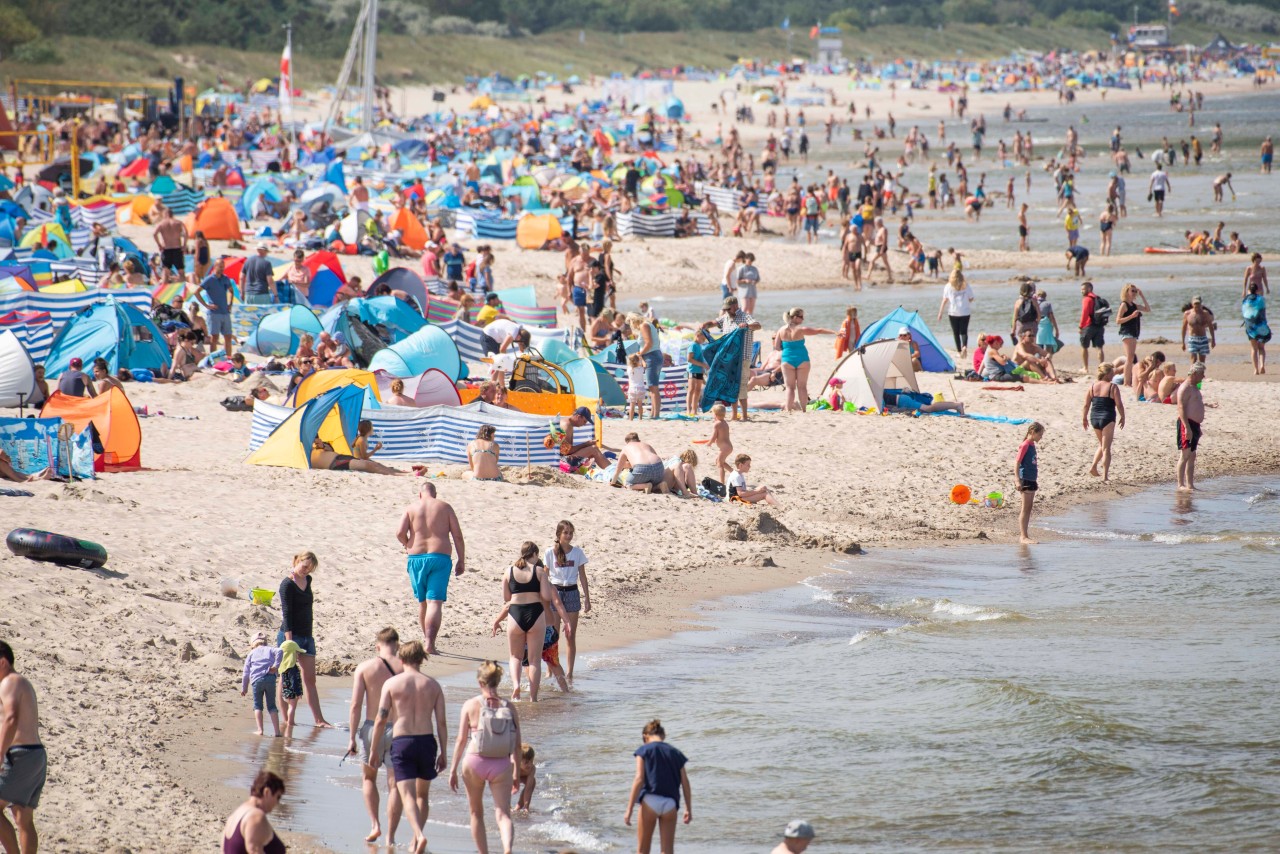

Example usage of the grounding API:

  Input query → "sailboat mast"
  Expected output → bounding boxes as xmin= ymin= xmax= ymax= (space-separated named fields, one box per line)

xmin=362 ymin=0 xmax=378 ymax=132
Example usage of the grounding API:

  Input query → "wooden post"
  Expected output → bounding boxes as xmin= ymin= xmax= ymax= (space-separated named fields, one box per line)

xmin=525 ymin=433 xmax=531 ymax=476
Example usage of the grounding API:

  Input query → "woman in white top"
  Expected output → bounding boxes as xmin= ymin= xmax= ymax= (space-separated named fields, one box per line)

xmin=544 ymin=520 xmax=590 ymax=683
xmin=937 ymin=267 xmax=976 ymax=358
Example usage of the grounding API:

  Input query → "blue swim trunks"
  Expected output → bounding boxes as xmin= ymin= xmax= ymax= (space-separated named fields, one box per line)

xmin=407 ymin=553 xmax=452 ymax=602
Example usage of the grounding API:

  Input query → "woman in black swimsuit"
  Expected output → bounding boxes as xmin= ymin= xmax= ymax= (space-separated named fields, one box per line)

xmin=1081 ymin=363 xmax=1125 ymax=481
xmin=500 ymin=542 xmax=571 ymax=702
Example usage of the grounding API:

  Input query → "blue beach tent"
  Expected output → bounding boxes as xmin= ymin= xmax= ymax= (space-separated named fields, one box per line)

xmin=44 ymin=298 xmax=171 ymax=377
xmin=244 ymin=305 xmax=324 ymax=356
xmin=856 ymin=307 xmax=954 ymax=372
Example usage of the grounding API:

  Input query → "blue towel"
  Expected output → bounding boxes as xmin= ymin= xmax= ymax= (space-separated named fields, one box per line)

xmin=699 ymin=328 xmax=745 ymax=412
xmin=925 ymin=411 xmax=1033 ymax=425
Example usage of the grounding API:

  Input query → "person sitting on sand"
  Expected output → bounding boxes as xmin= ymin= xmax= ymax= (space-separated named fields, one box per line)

xmin=981 ymin=338 xmax=1018 ymax=382
xmin=387 ymin=378 xmax=415 ymax=407
xmin=558 ymin=407 xmax=608 ymax=469
xmin=663 ymin=449 xmax=699 ymax=498
xmin=612 ymin=433 xmax=668 ymax=493
xmin=169 ymin=331 xmax=201 ymax=381
xmin=1012 ymin=330 xmax=1060 ymax=382
xmin=463 ymin=425 xmax=502 ymax=481
xmin=1156 ymin=363 xmax=1182 ymax=402
xmin=896 ymin=327 xmax=923 ymax=372
xmin=1134 ymin=351 xmax=1166 ymax=400
xmin=352 ymin=420 xmax=382 ymax=461
xmin=310 ymin=438 xmax=417 ymax=475
xmin=727 ymin=454 xmax=780 ymax=507
xmin=92 ymin=358 xmax=125 ymax=395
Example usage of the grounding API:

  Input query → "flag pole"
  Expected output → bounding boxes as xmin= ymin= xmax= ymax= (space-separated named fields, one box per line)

xmin=280 ymin=21 xmax=294 ymax=149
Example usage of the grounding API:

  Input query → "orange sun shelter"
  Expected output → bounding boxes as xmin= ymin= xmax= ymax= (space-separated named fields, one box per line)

xmin=40 ymin=387 xmax=143 ymax=471
xmin=390 ymin=208 xmax=428 ymax=251
xmin=516 ymin=214 xmax=563 ymax=250
xmin=185 ymin=196 xmax=242 ymax=240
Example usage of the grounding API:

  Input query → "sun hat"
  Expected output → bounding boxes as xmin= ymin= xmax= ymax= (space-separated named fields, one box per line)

xmin=784 ymin=820 xmax=816 ymax=839
xmin=897 ymin=326 xmax=911 ymax=336
xmin=255 ymin=242 xmax=269 ymax=252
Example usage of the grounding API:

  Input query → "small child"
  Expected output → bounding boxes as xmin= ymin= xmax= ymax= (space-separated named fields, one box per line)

xmin=927 ymin=249 xmax=943 ymax=278
xmin=728 ymin=453 xmax=781 ymax=507
xmin=637 ymin=301 xmax=658 ymax=324
xmin=240 ymin=632 xmax=282 ymax=737
xmin=277 ymin=638 xmax=303 ymax=731
xmin=626 ymin=353 xmax=647 ymax=420
xmin=213 ymin=352 xmax=251 ymax=381
xmin=704 ymin=402 xmax=732 ymax=483
xmin=685 ymin=331 xmax=708 ymax=416
xmin=835 ymin=306 xmax=860 ymax=359
xmin=352 ymin=419 xmax=382 ymax=460
xmin=516 ymin=744 xmax=537 ymax=813
xmin=1016 ymin=422 xmax=1043 ymax=544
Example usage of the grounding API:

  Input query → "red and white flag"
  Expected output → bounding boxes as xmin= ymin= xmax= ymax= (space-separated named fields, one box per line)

xmin=279 ymin=37 xmax=293 ymax=122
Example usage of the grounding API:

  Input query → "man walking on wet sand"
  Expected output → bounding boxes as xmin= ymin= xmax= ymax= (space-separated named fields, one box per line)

xmin=1176 ymin=363 xmax=1206 ymax=492
xmin=348 ymin=627 xmax=404 ymax=845
xmin=0 ymin=640 xmax=45 ymax=854
xmin=397 ymin=483 xmax=465 ymax=655
xmin=367 ymin=642 xmax=447 ymax=854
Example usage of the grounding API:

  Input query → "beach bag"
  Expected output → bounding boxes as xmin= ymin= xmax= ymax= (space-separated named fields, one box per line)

xmin=473 ymin=699 xmax=516 ymax=758
xmin=1091 ymin=296 xmax=1112 ymax=327
xmin=701 ymin=477 xmax=726 ymax=498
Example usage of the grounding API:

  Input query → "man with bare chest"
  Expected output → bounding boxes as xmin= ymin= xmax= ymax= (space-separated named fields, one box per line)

xmin=0 ymin=640 xmax=44 ymax=854
xmin=348 ymin=628 xmax=405 ymax=844
xmin=367 ymin=642 xmax=447 ymax=854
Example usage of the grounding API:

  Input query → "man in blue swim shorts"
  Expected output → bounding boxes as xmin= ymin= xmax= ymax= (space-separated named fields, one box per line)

xmin=397 ymin=482 xmax=466 ymax=655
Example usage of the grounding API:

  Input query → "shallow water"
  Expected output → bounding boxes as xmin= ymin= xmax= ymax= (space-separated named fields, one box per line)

xmin=515 ymin=476 xmax=1280 ymax=851
xmin=625 ymin=90 xmax=1280 ymax=362
xmin=231 ymin=476 xmax=1280 ymax=851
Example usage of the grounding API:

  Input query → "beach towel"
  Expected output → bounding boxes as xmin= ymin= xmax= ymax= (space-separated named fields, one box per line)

xmin=925 ymin=411 xmax=1033 ymax=425
xmin=979 ymin=385 xmax=1026 ymax=391
xmin=698 ymin=328 xmax=745 ymax=412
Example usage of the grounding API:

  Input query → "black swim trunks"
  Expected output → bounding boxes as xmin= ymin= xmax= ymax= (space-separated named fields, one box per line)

xmin=390 ymin=733 xmax=439 ymax=782
xmin=1017 ymin=479 xmax=1038 ymax=492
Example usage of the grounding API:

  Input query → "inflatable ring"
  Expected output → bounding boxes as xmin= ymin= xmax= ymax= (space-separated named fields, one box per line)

xmin=6 ymin=528 xmax=109 ymax=569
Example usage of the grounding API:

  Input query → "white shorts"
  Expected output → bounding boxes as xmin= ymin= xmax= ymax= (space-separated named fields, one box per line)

xmin=641 ymin=794 xmax=678 ymax=816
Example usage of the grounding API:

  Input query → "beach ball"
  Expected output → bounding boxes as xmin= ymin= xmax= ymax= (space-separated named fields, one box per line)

xmin=950 ymin=484 xmax=971 ymax=504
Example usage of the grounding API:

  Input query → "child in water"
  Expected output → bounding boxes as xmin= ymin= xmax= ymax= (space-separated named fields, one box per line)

xmin=1016 ymin=422 xmax=1044 ymax=544
xmin=516 ymin=744 xmax=538 ymax=813
xmin=240 ymin=632 xmax=282 ymax=736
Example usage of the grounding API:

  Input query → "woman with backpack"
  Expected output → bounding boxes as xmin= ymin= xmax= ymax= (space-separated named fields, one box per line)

xmin=449 ymin=661 xmax=523 ymax=854
xmin=1011 ymin=282 xmax=1041 ymax=342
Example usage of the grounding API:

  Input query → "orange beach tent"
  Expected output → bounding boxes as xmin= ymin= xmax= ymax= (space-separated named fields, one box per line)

xmin=40 ymin=387 xmax=143 ymax=471
xmin=184 ymin=197 xmax=242 ymax=240
xmin=515 ymin=214 xmax=563 ymax=250
xmin=390 ymin=208 xmax=428 ymax=251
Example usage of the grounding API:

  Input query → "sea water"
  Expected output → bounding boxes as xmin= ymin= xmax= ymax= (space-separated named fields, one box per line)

xmin=626 ymin=90 xmax=1280 ymax=361
xmin=516 ymin=476 xmax=1280 ymax=851
xmin=230 ymin=476 xmax=1280 ymax=851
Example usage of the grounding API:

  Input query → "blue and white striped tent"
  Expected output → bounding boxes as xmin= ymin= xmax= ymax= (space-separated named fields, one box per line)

xmin=0 ymin=312 xmax=54 ymax=364
xmin=249 ymin=399 xmax=560 ymax=465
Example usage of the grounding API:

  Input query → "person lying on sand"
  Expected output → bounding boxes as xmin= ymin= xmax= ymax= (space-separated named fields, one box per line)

xmin=882 ymin=389 xmax=966 ymax=415
xmin=310 ymin=439 xmax=421 ymax=476
xmin=0 ymin=451 xmax=52 ymax=483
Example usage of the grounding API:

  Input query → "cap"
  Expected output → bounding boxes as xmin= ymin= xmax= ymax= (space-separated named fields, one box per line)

xmin=250 ymin=631 xmax=268 ymax=646
xmin=69 ymin=357 xmax=83 ymax=368
xmin=255 ymin=241 xmax=269 ymax=251
xmin=721 ymin=296 xmax=739 ymax=309
xmin=784 ymin=820 xmax=816 ymax=839
xmin=572 ymin=406 xmax=593 ymax=422
xmin=897 ymin=327 xmax=911 ymax=336
xmin=1189 ymin=362 xmax=1207 ymax=374
xmin=1191 ymin=295 xmax=1203 ymax=304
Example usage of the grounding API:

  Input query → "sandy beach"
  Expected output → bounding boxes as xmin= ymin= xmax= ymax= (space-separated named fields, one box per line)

xmin=3 ymin=69 xmax=1279 ymax=852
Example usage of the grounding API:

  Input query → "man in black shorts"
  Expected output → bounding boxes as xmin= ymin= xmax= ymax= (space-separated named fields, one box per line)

xmin=153 ymin=207 xmax=189 ymax=274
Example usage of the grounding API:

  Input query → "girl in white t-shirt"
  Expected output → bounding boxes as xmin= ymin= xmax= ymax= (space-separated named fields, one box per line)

xmin=545 ymin=521 xmax=591 ymax=683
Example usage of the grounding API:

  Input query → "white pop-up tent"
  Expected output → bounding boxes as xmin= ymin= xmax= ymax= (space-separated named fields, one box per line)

xmin=0 ymin=330 xmax=38 ymax=407
xmin=824 ymin=338 xmax=919 ymax=410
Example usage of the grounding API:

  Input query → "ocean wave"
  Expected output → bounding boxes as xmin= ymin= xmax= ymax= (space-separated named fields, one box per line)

xmin=1244 ymin=488 xmax=1276 ymax=506
xmin=834 ymin=594 xmax=1022 ymax=626
xmin=1043 ymin=526 xmax=1271 ymax=546
xmin=525 ymin=819 xmax=609 ymax=852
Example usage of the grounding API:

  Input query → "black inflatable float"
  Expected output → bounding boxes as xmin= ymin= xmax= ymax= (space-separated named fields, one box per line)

xmin=6 ymin=528 xmax=108 ymax=569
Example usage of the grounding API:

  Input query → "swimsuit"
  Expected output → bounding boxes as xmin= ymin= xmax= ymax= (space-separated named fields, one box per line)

xmin=629 ymin=461 xmax=666 ymax=486
xmin=224 ymin=816 xmax=287 ymax=854
xmin=1089 ymin=390 xmax=1118 ymax=429
xmin=1187 ymin=334 xmax=1210 ymax=356
xmin=507 ymin=564 xmax=544 ymax=632
xmin=1177 ymin=419 xmax=1202 ymax=451
xmin=329 ymin=454 xmax=353 ymax=471
xmin=465 ymin=753 xmax=513 ymax=782
xmin=407 ymin=553 xmax=453 ymax=602
xmin=0 ymin=745 xmax=47 ymax=809
xmin=779 ymin=338 xmax=810 ymax=367
xmin=390 ymin=733 xmax=439 ymax=782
